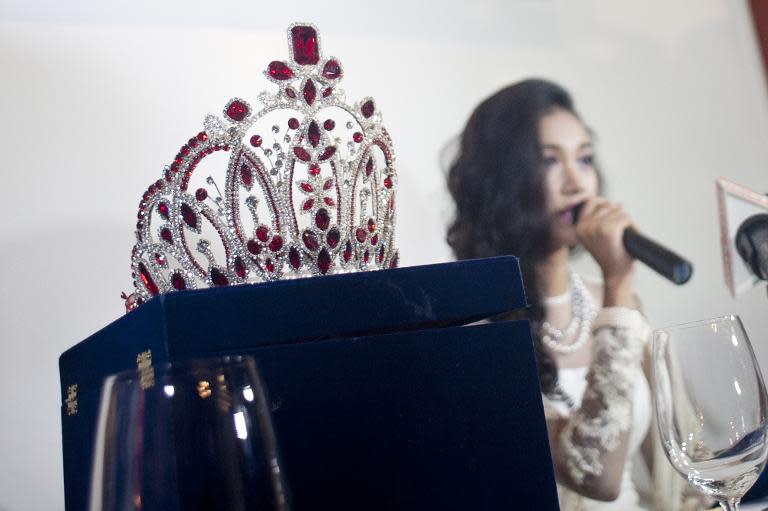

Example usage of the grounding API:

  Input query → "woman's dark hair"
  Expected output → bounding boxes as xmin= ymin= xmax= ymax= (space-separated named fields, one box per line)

xmin=446 ymin=78 xmax=599 ymax=395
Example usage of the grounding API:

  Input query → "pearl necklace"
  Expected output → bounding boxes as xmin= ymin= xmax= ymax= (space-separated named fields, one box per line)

xmin=540 ymin=272 xmax=596 ymax=354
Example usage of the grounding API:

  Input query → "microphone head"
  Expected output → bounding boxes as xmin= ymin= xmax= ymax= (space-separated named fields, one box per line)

xmin=736 ymin=214 xmax=768 ymax=281
xmin=572 ymin=201 xmax=586 ymax=224
xmin=716 ymin=177 xmax=768 ymax=296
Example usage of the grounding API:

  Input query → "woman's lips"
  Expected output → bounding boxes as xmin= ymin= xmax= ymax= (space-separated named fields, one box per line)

xmin=557 ymin=207 xmax=575 ymax=225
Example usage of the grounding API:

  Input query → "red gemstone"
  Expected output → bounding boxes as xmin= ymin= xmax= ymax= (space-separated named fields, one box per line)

xmin=189 ymin=137 xmax=198 ymax=148
xmin=365 ymin=157 xmax=373 ymax=176
xmin=309 ymin=163 xmax=321 ymax=175
xmin=198 ymin=132 xmax=208 ymax=142
xmin=285 ymin=87 xmax=297 ymax=98
xmin=269 ymin=235 xmax=284 ymax=252
xmin=361 ymin=100 xmax=375 ymax=118
xmin=308 ymin=121 xmax=320 ymax=147
xmin=323 ymin=197 xmax=335 ymax=207
xmin=226 ymin=100 xmax=249 ymax=122
xmin=160 ymin=227 xmax=173 ymax=243
xmin=318 ymin=248 xmax=331 ymax=274
xmin=181 ymin=203 xmax=198 ymax=229
xmin=384 ymin=176 xmax=393 ymax=189
xmin=289 ymin=247 xmax=301 ymax=269
xmin=195 ymin=188 xmax=208 ymax=201
xmin=154 ymin=252 xmax=166 ymax=266
xmin=250 ymin=135 xmax=262 ymax=147
xmin=322 ymin=87 xmax=333 ymax=98
xmin=240 ymin=164 xmax=253 ymax=188
xmin=181 ymin=145 xmax=190 ymax=156
xmin=288 ymin=118 xmax=300 ymax=130
xmin=378 ymin=245 xmax=385 ymax=263
xmin=327 ymin=228 xmax=340 ymax=248
xmin=364 ymin=250 xmax=370 ymax=264
xmin=291 ymin=26 xmax=319 ymax=65
xmin=294 ymin=147 xmax=311 ymax=162
xmin=371 ymin=234 xmax=379 ymax=246
xmin=247 ymin=239 xmax=262 ymax=255
xmin=323 ymin=178 xmax=334 ymax=190
xmin=322 ymin=59 xmax=342 ymax=79
xmin=302 ymin=198 xmax=314 ymax=211
xmin=315 ymin=208 xmax=330 ymax=231
xmin=368 ymin=218 xmax=376 ymax=232
xmin=210 ymin=267 xmax=229 ymax=286
xmin=353 ymin=132 xmax=363 ymax=143
xmin=323 ymin=119 xmax=335 ymax=131
xmin=343 ymin=241 xmax=353 ymax=263
xmin=300 ymin=182 xmax=314 ymax=193
xmin=138 ymin=263 xmax=159 ymax=295
xmin=303 ymin=79 xmax=316 ymax=106
xmin=234 ymin=257 xmax=247 ymax=278
xmin=319 ymin=146 xmax=336 ymax=160
xmin=268 ymin=61 xmax=293 ymax=80
xmin=158 ymin=202 xmax=170 ymax=219
xmin=302 ymin=230 xmax=320 ymax=251
xmin=356 ymin=228 xmax=367 ymax=243
xmin=171 ymin=272 xmax=186 ymax=290
xmin=265 ymin=258 xmax=275 ymax=273
xmin=256 ymin=225 xmax=270 ymax=242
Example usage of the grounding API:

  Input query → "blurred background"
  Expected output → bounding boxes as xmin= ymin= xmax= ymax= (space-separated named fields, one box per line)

xmin=2 ymin=1 xmax=768 ymax=509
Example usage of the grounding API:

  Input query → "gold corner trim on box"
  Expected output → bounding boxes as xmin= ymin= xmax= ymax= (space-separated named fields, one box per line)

xmin=66 ymin=384 xmax=78 ymax=416
xmin=136 ymin=349 xmax=155 ymax=390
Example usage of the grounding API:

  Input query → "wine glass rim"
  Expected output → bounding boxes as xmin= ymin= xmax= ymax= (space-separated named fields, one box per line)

xmin=655 ymin=313 xmax=741 ymax=333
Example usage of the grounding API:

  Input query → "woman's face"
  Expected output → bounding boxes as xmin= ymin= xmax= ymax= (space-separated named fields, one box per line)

xmin=539 ymin=107 xmax=599 ymax=248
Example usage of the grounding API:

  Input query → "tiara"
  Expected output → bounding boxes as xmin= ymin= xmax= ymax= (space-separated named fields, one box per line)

xmin=125 ymin=23 xmax=398 ymax=311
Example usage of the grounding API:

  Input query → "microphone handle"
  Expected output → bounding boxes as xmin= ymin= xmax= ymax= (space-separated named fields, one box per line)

xmin=622 ymin=228 xmax=693 ymax=285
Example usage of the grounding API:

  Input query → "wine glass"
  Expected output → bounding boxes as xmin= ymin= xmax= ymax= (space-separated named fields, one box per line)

xmin=88 ymin=355 xmax=290 ymax=511
xmin=654 ymin=314 xmax=768 ymax=510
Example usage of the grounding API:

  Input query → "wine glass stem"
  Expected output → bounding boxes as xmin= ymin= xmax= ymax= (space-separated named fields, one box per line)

xmin=720 ymin=498 xmax=740 ymax=511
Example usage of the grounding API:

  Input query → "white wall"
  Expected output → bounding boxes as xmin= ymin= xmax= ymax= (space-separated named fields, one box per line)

xmin=2 ymin=1 xmax=768 ymax=509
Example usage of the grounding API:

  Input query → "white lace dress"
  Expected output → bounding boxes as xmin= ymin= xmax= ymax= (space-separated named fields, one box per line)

xmin=543 ymin=307 xmax=654 ymax=511
xmin=552 ymin=365 xmax=652 ymax=510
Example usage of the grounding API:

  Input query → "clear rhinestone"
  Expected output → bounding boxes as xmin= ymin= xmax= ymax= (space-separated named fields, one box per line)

xmin=346 ymin=122 xmax=353 ymax=129
xmin=273 ymin=143 xmax=281 ymax=151
xmin=284 ymin=135 xmax=291 ymax=143
xmin=275 ymin=160 xmax=283 ymax=168
xmin=264 ymin=149 xmax=273 ymax=157
xmin=272 ymin=125 xmax=280 ymax=133
xmin=206 ymin=176 xmax=215 ymax=185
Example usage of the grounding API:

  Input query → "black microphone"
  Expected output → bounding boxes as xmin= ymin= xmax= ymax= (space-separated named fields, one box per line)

xmin=622 ymin=228 xmax=693 ymax=285
xmin=574 ymin=203 xmax=693 ymax=285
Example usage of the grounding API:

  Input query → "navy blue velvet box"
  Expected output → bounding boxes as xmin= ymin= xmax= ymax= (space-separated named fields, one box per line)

xmin=59 ymin=256 xmax=559 ymax=510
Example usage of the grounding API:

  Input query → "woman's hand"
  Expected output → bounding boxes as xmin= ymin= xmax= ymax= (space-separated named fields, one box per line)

xmin=575 ymin=197 xmax=636 ymax=307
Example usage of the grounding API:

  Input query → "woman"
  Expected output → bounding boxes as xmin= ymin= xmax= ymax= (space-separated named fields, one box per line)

xmin=446 ymin=79 xmax=696 ymax=510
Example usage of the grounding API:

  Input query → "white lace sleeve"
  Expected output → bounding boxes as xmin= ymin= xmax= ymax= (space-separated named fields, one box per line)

xmin=558 ymin=307 xmax=650 ymax=485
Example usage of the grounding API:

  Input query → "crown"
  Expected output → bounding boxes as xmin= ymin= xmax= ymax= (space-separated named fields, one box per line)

xmin=125 ymin=23 xmax=398 ymax=311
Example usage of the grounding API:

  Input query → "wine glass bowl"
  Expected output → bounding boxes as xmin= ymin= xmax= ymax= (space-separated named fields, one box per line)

xmin=654 ymin=315 xmax=768 ymax=510
xmin=89 ymin=355 xmax=289 ymax=511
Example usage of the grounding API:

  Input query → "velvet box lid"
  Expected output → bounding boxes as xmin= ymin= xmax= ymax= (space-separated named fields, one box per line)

xmin=59 ymin=256 xmax=559 ymax=510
